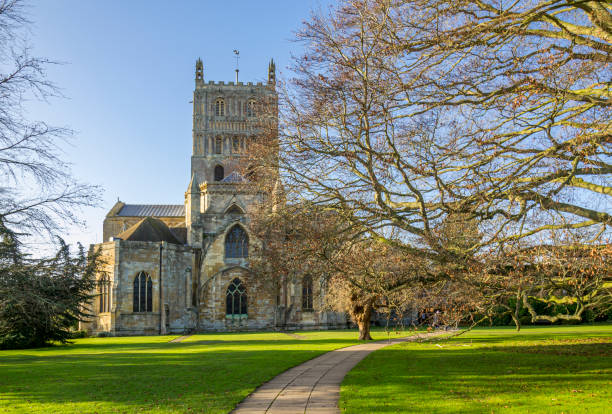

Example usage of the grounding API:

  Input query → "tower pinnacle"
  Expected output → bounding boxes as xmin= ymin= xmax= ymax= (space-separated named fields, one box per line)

xmin=195 ymin=58 xmax=203 ymax=81
xmin=268 ymin=58 xmax=276 ymax=85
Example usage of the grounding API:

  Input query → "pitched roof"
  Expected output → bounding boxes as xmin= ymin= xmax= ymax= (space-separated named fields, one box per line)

xmin=169 ymin=227 xmax=187 ymax=244
xmin=117 ymin=204 xmax=185 ymax=217
xmin=116 ymin=217 xmax=182 ymax=244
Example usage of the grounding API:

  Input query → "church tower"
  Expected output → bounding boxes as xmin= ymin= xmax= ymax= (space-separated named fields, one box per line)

xmin=186 ymin=58 xmax=278 ymax=247
xmin=190 ymin=57 xmax=277 ymax=183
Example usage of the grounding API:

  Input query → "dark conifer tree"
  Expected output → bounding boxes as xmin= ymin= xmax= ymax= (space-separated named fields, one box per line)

xmin=0 ymin=220 xmax=100 ymax=349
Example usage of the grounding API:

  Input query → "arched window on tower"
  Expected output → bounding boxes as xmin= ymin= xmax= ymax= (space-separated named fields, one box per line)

xmin=302 ymin=275 xmax=313 ymax=311
xmin=214 ymin=165 xmax=224 ymax=181
xmin=215 ymin=98 xmax=225 ymax=116
xmin=133 ymin=271 xmax=153 ymax=312
xmin=98 ymin=276 xmax=110 ymax=313
xmin=246 ymin=100 xmax=256 ymax=117
xmin=225 ymin=225 xmax=248 ymax=258
xmin=226 ymin=278 xmax=247 ymax=317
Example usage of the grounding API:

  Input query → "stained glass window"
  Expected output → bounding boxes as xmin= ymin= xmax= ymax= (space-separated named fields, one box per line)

xmin=225 ymin=226 xmax=248 ymax=258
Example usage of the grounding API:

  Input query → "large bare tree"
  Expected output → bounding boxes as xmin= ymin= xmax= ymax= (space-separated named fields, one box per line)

xmin=260 ymin=0 xmax=611 ymax=325
xmin=280 ymin=0 xmax=610 ymax=257
xmin=0 ymin=0 xmax=99 ymax=238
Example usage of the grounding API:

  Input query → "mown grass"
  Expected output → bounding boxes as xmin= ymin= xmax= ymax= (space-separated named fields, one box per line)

xmin=340 ymin=324 xmax=612 ymax=414
xmin=0 ymin=329 xmax=408 ymax=413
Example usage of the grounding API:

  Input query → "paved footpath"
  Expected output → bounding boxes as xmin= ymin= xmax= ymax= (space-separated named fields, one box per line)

xmin=231 ymin=331 xmax=447 ymax=414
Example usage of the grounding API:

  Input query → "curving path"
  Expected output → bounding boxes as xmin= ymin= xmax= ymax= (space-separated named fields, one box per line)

xmin=231 ymin=331 xmax=447 ymax=414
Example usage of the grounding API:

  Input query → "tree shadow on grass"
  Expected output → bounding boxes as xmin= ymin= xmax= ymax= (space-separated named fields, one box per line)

xmin=0 ymin=337 xmax=363 ymax=413
xmin=450 ymin=326 xmax=612 ymax=346
xmin=491 ymin=339 xmax=612 ymax=357
xmin=341 ymin=340 xmax=612 ymax=414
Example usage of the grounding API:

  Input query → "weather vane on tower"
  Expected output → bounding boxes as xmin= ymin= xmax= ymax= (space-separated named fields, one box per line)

xmin=233 ymin=49 xmax=240 ymax=83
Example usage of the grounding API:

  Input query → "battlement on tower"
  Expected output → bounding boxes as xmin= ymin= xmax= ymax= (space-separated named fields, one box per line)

xmin=197 ymin=80 xmax=268 ymax=88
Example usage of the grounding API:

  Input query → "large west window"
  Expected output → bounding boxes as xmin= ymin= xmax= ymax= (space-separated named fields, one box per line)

xmin=226 ymin=278 xmax=247 ymax=317
xmin=225 ymin=225 xmax=248 ymax=259
xmin=133 ymin=271 xmax=152 ymax=312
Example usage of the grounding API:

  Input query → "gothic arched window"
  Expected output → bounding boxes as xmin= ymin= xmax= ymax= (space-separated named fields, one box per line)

xmin=246 ymin=100 xmax=256 ymax=117
xmin=302 ymin=275 xmax=313 ymax=311
xmin=215 ymin=98 xmax=225 ymax=116
xmin=225 ymin=225 xmax=248 ymax=258
xmin=133 ymin=271 xmax=153 ymax=312
xmin=226 ymin=278 xmax=247 ymax=316
xmin=214 ymin=165 xmax=224 ymax=181
xmin=98 ymin=276 xmax=110 ymax=313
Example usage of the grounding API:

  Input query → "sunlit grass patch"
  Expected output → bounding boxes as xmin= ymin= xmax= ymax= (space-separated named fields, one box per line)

xmin=340 ymin=325 xmax=612 ymax=414
xmin=0 ymin=329 xmax=412 ymax=413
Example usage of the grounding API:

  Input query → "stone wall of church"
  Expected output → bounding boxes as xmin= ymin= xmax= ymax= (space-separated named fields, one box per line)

xmin=80 ymin=241 xmax=117 ymax=334
xmin=187 ymin=181 xmax=261 ymax=249
xmin=82 ymin=235 xmax=347 ymax=335
xmin=82 ymin=240 xmax=193 ymax=336
xmin=199 ymin=266 xmax=277 ymax=330
xmin=197 ymin=219 xmax=276 ymax=330
xmin=278 ymin=276 xmax=348 ymax=330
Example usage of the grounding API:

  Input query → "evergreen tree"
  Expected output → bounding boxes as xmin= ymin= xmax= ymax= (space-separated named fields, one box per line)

xmin=0 ymin=220 xmax=100 ymax=349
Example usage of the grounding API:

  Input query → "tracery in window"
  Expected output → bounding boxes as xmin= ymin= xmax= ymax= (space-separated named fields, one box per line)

xmin=225 ymin=225 xmax=248 ymax=258
xmin=133 ymin=271 xmax=152 ymax=312
xmin=226 ymin=278 xmax=247 ymax=316
xmin=98 ymin=276 xmax=110 ymax=313
xmin=302 ymin=275 xmax=313 ymax=311
xmin=215 ymin=98 xmax=225 ymax=116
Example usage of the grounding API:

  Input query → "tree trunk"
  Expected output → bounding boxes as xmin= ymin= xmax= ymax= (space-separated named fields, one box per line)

xmin=358 ymin=317 xmax=373 ymax=340
xmin=512 ymin=292 xmax=521 ymax=331
xmin=350 ymin=294 xmax=374 ymax=341
xmin=511 ymin=313 xmax=521 ymax=332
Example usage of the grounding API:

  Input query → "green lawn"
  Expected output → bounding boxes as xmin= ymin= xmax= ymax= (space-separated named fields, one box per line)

xmin=340 ymin=325 xmax=612 ymax=414
xmin=0 ymin=329 xmax=408 ymax=413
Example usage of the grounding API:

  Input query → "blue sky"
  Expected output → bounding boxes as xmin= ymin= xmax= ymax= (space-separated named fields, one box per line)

xmin=26 ymin=0 xmax=331 ymax=247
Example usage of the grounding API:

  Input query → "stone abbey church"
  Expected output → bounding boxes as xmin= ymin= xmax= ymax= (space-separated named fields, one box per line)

xmin=81 ymin=59 xmax=346 ymax=335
